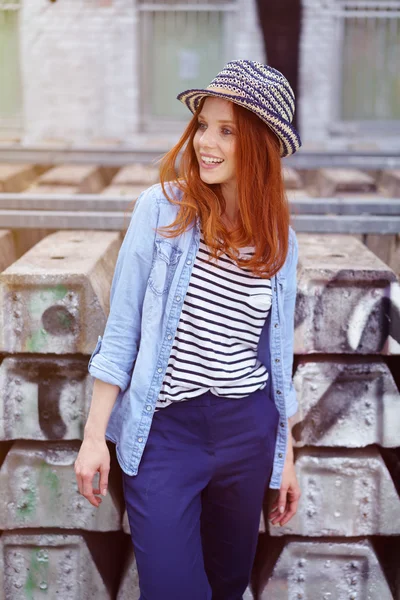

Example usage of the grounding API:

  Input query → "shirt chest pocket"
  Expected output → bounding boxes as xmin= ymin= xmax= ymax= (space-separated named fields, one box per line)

xmin=148 ymin=238 xmax=183 ymax=296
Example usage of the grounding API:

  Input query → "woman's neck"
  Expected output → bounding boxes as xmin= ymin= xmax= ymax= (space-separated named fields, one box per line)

xmin=221 ymin=182 xmax=239 ymax=225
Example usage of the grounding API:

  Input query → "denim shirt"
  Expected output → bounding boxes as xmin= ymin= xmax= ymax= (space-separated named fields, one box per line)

xmin=88 ymin=183 xmax=298 ymax=490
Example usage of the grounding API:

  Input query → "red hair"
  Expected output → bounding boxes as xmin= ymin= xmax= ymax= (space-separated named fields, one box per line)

xmin=157 ymin=98 xmax=290 ymax=278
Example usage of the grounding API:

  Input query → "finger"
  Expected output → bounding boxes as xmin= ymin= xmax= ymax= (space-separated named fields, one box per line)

xmin=99 ymin=464 xmax=110 ymax=497
xmin=279 ymin=498 xmax=300 ymax=526
xmin=82 ymin=474 xmax=101 ymax=508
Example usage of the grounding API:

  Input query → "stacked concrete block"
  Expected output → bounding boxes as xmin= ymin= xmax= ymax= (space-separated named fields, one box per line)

xmin=101 ymin=163 xmax=159 ymax=197
xmin=0 ymin=164 xmax=48 ymax=193
xmin=270 ymin=448 xmax=400 ymax=537
xmin=310 ymin=168 xmax=377 ymax=197
xmin=24 ymin=164 xmax=118 ymax=194
xmin=292 ymin=360 xmax=400 ymax=448
xmin=0 ymin=230 xmax=121 ymax=354
xmin=0 ymin=532 xmax=114 ymax=599
xmin=0 ymin=441 xmax=122 ymax=531
xmin=261 ymin=232 xmax=400 ymax=597
xmin=0 ymin=357 xmax=92 ymax=441
xmin=294 ymin=234 xmax=400 ymax=355
xmin=260 ymin=539 xmax=394 ymax=600
xmin=0 ymin=229 xmax=128 ymax=598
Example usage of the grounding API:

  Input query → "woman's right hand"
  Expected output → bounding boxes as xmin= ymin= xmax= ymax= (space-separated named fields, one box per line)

xmin=74 ymin=437 xmax=110 ymax=508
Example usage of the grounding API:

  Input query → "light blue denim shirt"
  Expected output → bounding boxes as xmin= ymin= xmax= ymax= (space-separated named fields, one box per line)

xmin=88 ymin=183 xmax=298 ymax=490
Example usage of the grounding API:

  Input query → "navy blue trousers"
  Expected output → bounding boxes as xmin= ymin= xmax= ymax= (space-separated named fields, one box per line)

xmin=122 ymin=386 xmax=279 ymax=600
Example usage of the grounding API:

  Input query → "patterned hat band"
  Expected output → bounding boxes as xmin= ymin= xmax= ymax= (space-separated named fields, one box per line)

xmin=177 ymin=59 xmax=302 ymax=158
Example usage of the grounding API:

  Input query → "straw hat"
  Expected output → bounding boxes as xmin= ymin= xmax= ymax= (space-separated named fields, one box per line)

xmin=177 ymin=59 xmax=301 ymax=158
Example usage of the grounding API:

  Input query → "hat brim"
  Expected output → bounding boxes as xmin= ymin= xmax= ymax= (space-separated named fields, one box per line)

xmin=177 ymin=88 xmax=301 ymax=158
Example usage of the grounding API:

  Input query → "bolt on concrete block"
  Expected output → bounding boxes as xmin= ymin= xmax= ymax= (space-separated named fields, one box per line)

xmin=111 ymin=164 xmax=159 ymax=186
xmin=0 ymin=230 xmax=121 ymax=354
xmin=0 ymin=356 xmax=92 ymax=441
xmin=28 ymin=164 xmax=118 ymax=193
xmin=0 ymin=441 xmax=122 ymax=531
xmin=292 ymin=359 xmax=400 ymax=448
xmin=268 ymin=448 xmax=400 ymax=537
xmin=0 ymin=230 xmax=17 ymax=272
xmin=260 ymin=538 xmax=393 ymax=600
xmin=312 ymin=168 xmax=376 ymax=196
xmin=295 ymin=234 xmax=400 ymax=355
xmin=117 ymin=548 xmax=140 ymax=600
xmin=379 ymin=169 xmax=400 ymax=197
xmin=0 ymin=163 xmax=41 ymax=193
xmin=0 ymin=532 xmax=113 ymax=599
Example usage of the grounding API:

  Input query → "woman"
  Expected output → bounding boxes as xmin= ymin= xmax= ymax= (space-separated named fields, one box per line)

xmin=75 ymin=59 xmax=302 ymax=600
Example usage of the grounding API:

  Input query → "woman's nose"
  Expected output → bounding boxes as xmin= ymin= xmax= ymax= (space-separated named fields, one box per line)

xmin=200 ymin=128 xmax=216 ymax=148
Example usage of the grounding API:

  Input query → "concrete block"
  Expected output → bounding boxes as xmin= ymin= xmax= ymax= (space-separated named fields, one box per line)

xmin=101 ymin=184 xmax=144 ymax=198
xmin=295 ymin=234 xmax=400 ymax=355
xmin=117 ymin=548 xmax=140 ymax=600
xmin=28 ymin=165 xmax=118 ymax=193
xmin=379 ymin=170 xmax=400 ymax=197
xmin=268 ymin=448 xmax=400 ymax=537
xmin=111 ymin=164 xmax=159 ymax=186
xmin=0 ymin=356 xmax=92 ymax=440
xmin=0 ymin=230 xmax=17 ymax=272
xmin=0 ymin=532 xmax=113 ymax=599
xmin=0 ymin=164 xmax=40 ymax=193
xmin=312 ymin=168 xmax=376 ymax=196
xmin=0 ymin=230 xmax=121 ymax=353
xmin=260 ymin=539 xmax=393 ymax=600
xmin=0 ymin=441 xmax=122 ymax=531
xmin=292 ymin=359 xmax=400 ymax=448
xmin=283 ymin=167 xmax=303 ymax=190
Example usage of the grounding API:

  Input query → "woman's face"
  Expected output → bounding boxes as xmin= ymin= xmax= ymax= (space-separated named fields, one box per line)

xmin=193 ymin=97 xmax=237 ymax=191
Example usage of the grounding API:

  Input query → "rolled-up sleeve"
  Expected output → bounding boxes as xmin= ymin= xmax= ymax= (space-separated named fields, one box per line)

xmin=282 ymin=227 xmax=299 ymax=418
xmin=88 ymin=185 xmax=159 ymax=392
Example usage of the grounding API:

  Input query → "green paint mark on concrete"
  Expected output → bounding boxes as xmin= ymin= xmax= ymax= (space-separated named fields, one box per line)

xmin=25 ymin=547 xmax=49 ymax=598
xmin=26 ymin=328 xmax=48 ymax=352
xmin=39 ymin=461 xmax=60 ymax=511
xmin=49 ymin=284 xmax=68 ymax=301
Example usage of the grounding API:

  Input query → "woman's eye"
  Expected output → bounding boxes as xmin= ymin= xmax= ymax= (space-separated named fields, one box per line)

xmin=222 ymin=128 xmax=232 ymax=135
xmin=198 ymin=122 xmax=207 ymax=130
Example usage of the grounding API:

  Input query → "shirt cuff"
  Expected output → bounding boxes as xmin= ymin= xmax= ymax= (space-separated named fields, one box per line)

xmin=88 ymin=336 xmax=131 ymax=392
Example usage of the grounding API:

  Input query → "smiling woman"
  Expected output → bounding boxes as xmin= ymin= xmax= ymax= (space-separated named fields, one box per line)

xmin=76 ymin=59 xmax=302 ymax=600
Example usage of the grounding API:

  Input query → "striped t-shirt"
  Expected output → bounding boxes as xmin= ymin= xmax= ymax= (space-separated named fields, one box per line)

xmin=156 ymin=236 xmax=272 ymax=409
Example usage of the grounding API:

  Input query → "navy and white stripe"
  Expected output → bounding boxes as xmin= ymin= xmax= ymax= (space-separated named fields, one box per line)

xmin=156 ymin=237 xmax=273 ymax=409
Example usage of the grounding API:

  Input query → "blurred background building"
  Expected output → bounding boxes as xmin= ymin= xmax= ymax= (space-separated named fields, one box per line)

xmin=0 ymin=0 xmax=399 ymax=152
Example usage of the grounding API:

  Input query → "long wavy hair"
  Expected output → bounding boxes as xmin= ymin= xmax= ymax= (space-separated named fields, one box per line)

xmin=157 ymin=98 xmax=290 ymax=278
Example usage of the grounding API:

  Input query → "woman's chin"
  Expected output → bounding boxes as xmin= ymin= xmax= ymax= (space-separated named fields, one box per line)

xmin=199 ymin=171 xmax=223 ymax=185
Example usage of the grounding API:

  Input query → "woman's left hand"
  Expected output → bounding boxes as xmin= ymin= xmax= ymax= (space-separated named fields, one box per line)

xmin=268 ymin=457 xmax=301 ymax=527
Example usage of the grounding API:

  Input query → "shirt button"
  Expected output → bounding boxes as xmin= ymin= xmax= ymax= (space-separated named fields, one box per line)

xmin=146 ymin=405 xmax=152 ymax=411
xmin=138 ymin=437 xmax=143 ymax=443
xmin=274 ymin=323 xmax=279 ymax=328
xmin=176 ymin=295 xmax=181 ymax=302
xmin=278 ymin=452 xmax=283 ymax=458
xmin=280 ymin=422 xmax=285 ymax=427
xmin=276 ymin=389 xmax=282 ymax=395
xmin=275 ymin=358 xmax=280 ymax=363
xmin=167 ymin=335 xmax=172 ymax=340
xmin=186 ymin=259 xmax=192 ymax=265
